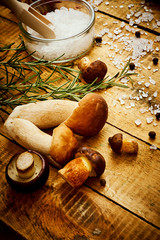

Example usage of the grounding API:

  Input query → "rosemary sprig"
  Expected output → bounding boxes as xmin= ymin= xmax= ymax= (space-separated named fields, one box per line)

xmin=0 ymin=37 xmax=137 ymax=116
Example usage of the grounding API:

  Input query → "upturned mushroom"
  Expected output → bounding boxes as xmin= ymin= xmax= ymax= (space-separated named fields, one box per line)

xmin=108 ymin=133 xmax=138 ymax=154
xmin=58 ymin=147 xmax=106 ymax=188
xmin=5 ymin=150 xmax=49 ymax=192
xmin=78 ymin=57 xmax=107 ymax=83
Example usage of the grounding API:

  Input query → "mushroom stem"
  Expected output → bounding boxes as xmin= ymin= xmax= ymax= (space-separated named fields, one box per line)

xmin=16 ymin=151 xmax=35 ymax=179
xmin=50 ymin=123 xmax=78 ymax=166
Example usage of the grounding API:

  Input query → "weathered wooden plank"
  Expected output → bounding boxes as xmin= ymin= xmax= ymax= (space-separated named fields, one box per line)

xmin=0 ymin=136 xmax=160 ymax=240
xmin=74 ymin=11 xmax=160 ymax=148
xmin=77 ymin=124 xmax=160 ymax=228
xmin=90 ymin=0 xmax=160 ymax=33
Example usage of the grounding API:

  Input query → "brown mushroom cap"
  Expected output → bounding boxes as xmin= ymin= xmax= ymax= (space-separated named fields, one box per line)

xmin=5 ymin=150 xmax=49 ymax=192
xmin=64 ymin=93 xmax=108 ymax=137
xmin=108 ymin=133 xmax=123 ymax=153
xmin=82 ymin=60 xmax=107 ymax=83
xmin=75 ymin=147 xmax=106 ymax=177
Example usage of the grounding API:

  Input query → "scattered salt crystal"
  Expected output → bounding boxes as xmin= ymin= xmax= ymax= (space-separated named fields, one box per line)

xmin=113 ymin=21 xmax=119 ymax=24
xmin=148 ymin=97 xmax=152 ymax=101
xmin=128 ymin=4 xmax=134 ymax=9
xmin=94 ymin=0 xmax=103 ymax=6
xmin=150 ymin=144 xmax=157 ymax=150
xmin=135 ymin=119 xmax=141 ymax=126
xmin=134 ymin=11 xmax=142 ymax=18
xmin=126 ymin=14 xmax=131 ymax=19
xmin=142 ymin=92 xmax=148 ymax=98
xmin=148 ymin=66 xmax=151 ymax=70
xmin=146 ymin=116 xmax=154 ymax=124
xmin=153 ymin=91 xmax=158 ymax=97
xmin=129 ymin=19 xmax=135 ymax=26
xmin=120 ymin=21 xmax=125 ymax=28
xmin=130 ymin=102 xmax=135 ymax=107
xmin=153 ymin=69 xmax=158 ymax=73
xmin=119 ymin=99 xmax=125 ymax=105
xmin=114 ymin=28 xmax=122 ymax=35
xmin=120 ymin=77 xmax=129 ymax=84
xmin=156 ymin=47 xmax=159 ymax=52
xmin=140 ymin=108 xmax=148 ymax=113
xmin=105 ymin=1 xmax=109 ymax=5
xmin=149 ymin=77 xmax=156 ymax=85
xmin=98 ymin=28 xmax=109 ymax=37
xmin=145 ymin=82 xmax=150 ymax=88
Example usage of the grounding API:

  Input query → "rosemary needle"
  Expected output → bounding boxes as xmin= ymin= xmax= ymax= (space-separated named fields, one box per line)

xmin=0 ymin=37 xmax=137 ymax=117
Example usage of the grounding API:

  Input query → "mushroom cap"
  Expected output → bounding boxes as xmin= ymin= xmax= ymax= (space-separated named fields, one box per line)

xmin=64 ymin=93 xmax=108 ymax=137
xmin=50 ymin=124 xmax=78 ymax=166
xmin=75 ymin=147 xmax=106 ymax=177
xmin=108 ymin=133 xmax=123 ymax=153
xmin=5 ymin=150 xmax=49 ymax=192
xmin=82 ymin=60 xmax=107 ymax=83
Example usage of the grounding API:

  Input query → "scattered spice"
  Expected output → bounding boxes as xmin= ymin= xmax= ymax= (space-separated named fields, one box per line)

xmin=129 ymin=62 xmax=135 ymax=70
xmin=152 ymin=57 xmax=159 ymax=65
xmin=156 ymin=112 xmax=160 ymax=120
xmin=95 ymin=36 xmax=102 ymax=43
xmin=149 ymin=131 xmax=156 ymax=139
xmin=135 ymin=31 xmax=141 ymax=38
xmin=100 ymin=178 xmax=106 ymax=186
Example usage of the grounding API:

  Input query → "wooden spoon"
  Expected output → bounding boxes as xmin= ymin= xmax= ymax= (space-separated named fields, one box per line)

xmin=2 ymin=0 xmax=56 ymax=39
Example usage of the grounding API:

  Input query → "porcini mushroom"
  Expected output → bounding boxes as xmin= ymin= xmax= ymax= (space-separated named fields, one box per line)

xmin=58 ymin=147 xmax=106 ymax=188
xmin=4 ymin=118 xmax=78 ymax=167
xmin=78 ymin=57 xmax=107 ymax=83
xmin=5 ymin=150 xmax=49 ymax=192
xmin=64 ymin=93 xmax=108 ymax=137
xmin=108 ymin=133 xmax=138 ymax=154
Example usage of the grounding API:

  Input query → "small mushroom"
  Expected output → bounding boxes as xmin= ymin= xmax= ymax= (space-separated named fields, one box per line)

xmin=78 ymin=57 xmax=107 ymax=83
xmin=6 ymin=150 xmax=49 ymax=192
xmin=108 ymin=133 xmax=138 ymax=154
xmin=58 ymin=147 xmax=106 ymax=188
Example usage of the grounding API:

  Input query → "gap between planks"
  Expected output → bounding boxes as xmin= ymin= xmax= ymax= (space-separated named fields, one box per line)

xmin=0 ymin=130 xmax=160 ymax=231
xmin=98 ymin=10 xmax=160 ymax=36
xmin=85 ymin=184 xmax=160 ymax=231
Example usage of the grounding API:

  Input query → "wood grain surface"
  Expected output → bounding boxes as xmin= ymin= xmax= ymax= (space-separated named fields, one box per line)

xmin=0 ymin=0 xmax=160 ymax=239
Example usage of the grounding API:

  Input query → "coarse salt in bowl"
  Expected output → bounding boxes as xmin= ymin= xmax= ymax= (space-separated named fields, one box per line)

xmin=19 ymin=0 xmax=95 ymax=63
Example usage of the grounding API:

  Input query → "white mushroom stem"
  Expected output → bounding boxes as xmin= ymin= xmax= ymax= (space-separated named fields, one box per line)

xmin=4 ymin=118 xmax=52 ymax=155
xmin=6 ymin=99 xmax=78 ymax=129
xmin=16 ymin=151 xmax=35 ymax=179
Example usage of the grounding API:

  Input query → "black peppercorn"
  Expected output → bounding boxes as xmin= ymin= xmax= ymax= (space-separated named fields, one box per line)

xmin=135 ymin=31 xmax=141 ymax=38
xmin=152 ymin=57 xmax=159 ymax=65
xmin=95 ymin=36 xmax=102 ymax=43
xmin=100 ymin=178 xmax=106 ymax=186
xmin=156 ymin=112 xmax=160 ymax=120
xmin=129 ymin=62 xmax=135 ymax=70
xmin=149 ymin=131 xmax=156 ymax=139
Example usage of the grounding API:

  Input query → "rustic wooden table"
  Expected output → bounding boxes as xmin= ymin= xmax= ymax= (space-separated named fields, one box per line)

xmin=0 ymin=0 xmax=160 ymax=239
